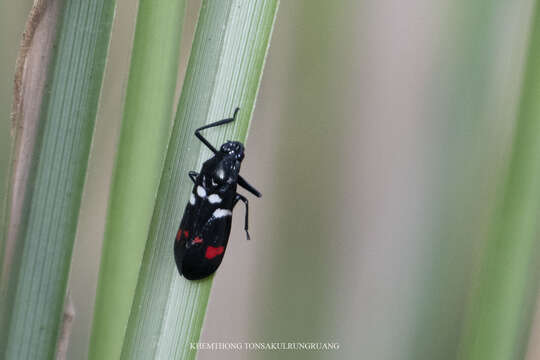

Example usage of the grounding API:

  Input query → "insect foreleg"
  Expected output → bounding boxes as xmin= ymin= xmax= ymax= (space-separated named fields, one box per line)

xmin=188 ymin=171 xmax=199 ymax=184
xmin=238 ymin=176 xmax=261 ymax=198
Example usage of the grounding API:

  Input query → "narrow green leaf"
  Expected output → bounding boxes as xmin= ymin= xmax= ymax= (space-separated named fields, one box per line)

xmin=121 ymin=1 xmax=279 ymax=359
xmin=458 ymin=2 xmax=540 ymax=359
xmin=0 ymin=0 xmax=116 ymax=358
xmin=88 ymin=1 xmax=186 ymax=359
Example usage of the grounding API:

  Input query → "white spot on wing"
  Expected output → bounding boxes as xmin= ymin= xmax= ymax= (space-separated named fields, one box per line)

xmin=208 ymin=194 xmax=222 ymax=204
xmin=197 ymin=185 xmax=206 ymax=198
xmin=189 ymin=193 xmax=196 ymax=205
xmin=213 ymin=209 xmax=232 ymax=218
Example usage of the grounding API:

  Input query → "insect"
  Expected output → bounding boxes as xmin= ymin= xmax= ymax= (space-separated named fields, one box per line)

xmin=174 ymin=108 xmax=261 ymax=280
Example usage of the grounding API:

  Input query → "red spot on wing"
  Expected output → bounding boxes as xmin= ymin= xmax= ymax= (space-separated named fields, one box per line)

xmin=176 ymin=229 xmax=189 ymax=243
xmin=192 ymin=236 xmax=203 ymax=244
xmin=205 ymin=246 xmax=224 ymax=259
xmin=176 ymin=228 xmax=183 ymax=242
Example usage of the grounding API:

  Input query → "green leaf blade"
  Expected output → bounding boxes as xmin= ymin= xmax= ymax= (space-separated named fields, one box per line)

xmin=0 ymin=0 xmax=116 ymax=358
xmin=88 ymin=1 xmax=186 ymax=359
xmin=121 ymin=1 xmax=279 ymax=359
xmin=458 ymin=3 xmax=540 ymax=359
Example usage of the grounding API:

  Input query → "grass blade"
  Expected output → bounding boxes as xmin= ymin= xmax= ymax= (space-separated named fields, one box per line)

xmin=458 ymin=2 xmax=540 ymax=359
xmin=88 ymin=1 xmax=186 ymax=359
xmin=121 ymin=1 xmax=279 ymax=359
xmin=0 ymin=0 xmax=116 ymax=358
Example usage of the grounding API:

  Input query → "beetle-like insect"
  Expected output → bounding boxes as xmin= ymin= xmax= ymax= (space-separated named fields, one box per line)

xmin=174 ymin=108 xmax=261 ymax=280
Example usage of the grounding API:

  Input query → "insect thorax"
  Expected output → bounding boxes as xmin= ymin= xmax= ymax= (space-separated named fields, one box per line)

xmin=200 ymin=152 xmax=242 ymax=192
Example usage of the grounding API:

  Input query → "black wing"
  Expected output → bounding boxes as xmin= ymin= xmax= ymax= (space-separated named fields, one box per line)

xmin=174 ymin=178 xmax=236 ymax=280
xmin=176 ymin=213 xmax=233 ymax=280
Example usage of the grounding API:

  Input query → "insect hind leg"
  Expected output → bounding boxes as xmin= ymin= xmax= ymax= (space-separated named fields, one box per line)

xmin=234 ymin=193 xmax=251 ymax=240
xmin=195 ymin=107 xmax=240 ymax=153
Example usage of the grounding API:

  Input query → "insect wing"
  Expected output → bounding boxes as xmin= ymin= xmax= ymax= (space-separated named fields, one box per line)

xmin=179 ymin=213 xmax=232 ymax=280
xmin=174 ymin=174 xmax=236 ymax=280
xmin=173 ymin=200 xmax=198 ymax=274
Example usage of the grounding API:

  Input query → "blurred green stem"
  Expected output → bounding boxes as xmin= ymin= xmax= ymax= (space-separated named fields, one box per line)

xmin=88 ymin=1 xmax=185 ymax=359
xmin=458 ymin=2 xmax=540 ymax=359
xmin=121 ymin=1 xmax=279 ymax=359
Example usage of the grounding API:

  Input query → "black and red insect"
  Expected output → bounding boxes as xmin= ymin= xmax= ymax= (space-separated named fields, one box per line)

xmin=174 ymin=108 xmax=261 ymax=280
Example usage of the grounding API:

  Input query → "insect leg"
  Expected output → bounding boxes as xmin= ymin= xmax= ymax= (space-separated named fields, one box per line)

xmin=188 ymin=171 xmax=199 ymax=184
xmin=195 ymin=107 xmax=240 ymax=153
xmin=238 ymin=176 xmax=262 ymax=198
xmin=234 ymin=193 xmax=251 ymax=240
